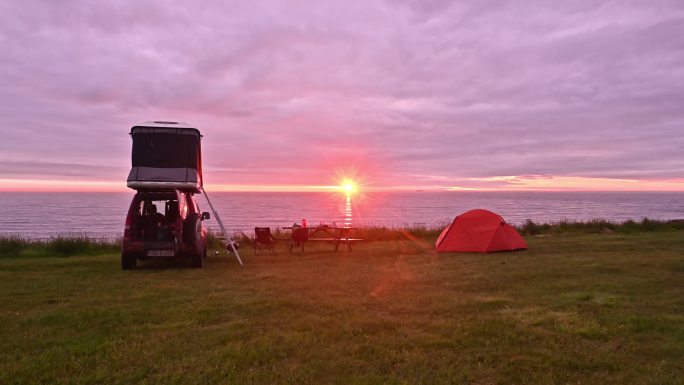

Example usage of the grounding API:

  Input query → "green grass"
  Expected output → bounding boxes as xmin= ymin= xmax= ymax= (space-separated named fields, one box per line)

xmin=1 ymin=231 xmax=683 ymax=384
xmin=235 ymin=218 xmax=684 ymax=242
xmin=0 ymin=235 xmax=118 ymax=258
xmin=517 ymin=218 xmax=684 ymax=236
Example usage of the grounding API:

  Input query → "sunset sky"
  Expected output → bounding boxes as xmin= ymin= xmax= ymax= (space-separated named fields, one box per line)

xmin=1 ymin=1 xmax=683 ymax=192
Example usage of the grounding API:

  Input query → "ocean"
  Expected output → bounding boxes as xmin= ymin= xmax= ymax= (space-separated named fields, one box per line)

xmin=1 ymin=191 xmax=683 ymax=239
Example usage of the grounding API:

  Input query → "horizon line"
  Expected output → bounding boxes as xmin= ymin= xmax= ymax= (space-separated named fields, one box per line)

xmin=1 ymin=177 xmax=683 ymax=193
xmin=1 ymin=187 xmax=683 ymax=193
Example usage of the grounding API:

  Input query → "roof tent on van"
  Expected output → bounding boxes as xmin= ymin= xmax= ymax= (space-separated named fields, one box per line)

xmin=126 ymin=121 xmax=203 ymax=192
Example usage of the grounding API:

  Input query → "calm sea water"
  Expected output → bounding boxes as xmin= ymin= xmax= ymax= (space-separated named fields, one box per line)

xmin=1 ymin=191 xmax=683 ymax=239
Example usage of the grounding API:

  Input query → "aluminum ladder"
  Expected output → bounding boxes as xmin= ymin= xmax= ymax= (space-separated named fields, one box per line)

xmin=201 ymin=186 xmax=243 ymax=266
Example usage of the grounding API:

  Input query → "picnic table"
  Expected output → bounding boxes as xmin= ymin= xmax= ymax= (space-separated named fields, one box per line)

xmin=282 ymin=225 xmax=362 ymax=251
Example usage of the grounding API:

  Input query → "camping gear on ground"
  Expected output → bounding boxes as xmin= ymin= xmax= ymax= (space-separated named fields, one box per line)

xmin=282 ymin=225 xmax=363 ymax=252
xmin=435 ymin=209 xmax=527 ymax=253
xmin=201 ymin=186 xmax=243 ymax=265
xmin=253 ymin=227 xmax=278 ymax=255
xmin=290 ymin=227 xmax=309 ymax=252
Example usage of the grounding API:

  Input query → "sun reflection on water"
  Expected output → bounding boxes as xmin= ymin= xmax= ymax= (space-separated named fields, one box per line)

xmin=343 ymin=193 xmax=353 ymax=226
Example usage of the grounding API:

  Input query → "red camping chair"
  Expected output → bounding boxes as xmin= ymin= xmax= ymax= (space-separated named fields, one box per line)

xmin=290 ymin=227 xmax=309 ymax=252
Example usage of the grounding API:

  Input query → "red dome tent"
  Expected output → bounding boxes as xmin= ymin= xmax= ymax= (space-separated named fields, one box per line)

xmin=435 ymin=209 xmax=527 ymax=253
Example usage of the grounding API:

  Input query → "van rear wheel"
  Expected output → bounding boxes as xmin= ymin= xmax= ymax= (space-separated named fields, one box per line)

xmin=121 ymin=253 xmax=137 ymax=270
xmin=191 ymin=249 xmax=204 ymax=268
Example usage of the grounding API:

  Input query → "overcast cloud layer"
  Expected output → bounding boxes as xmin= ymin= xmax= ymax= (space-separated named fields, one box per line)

xmin=1 ymin=0 xmax=683 ymax=190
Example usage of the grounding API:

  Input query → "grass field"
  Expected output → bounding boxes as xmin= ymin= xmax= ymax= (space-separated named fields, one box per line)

xmin=1 ymin=231 xmax=683 ymax=384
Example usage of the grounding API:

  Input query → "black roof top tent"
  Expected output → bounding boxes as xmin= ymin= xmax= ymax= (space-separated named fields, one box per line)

xmin=126 ymin=121 xmax=203 ymax=193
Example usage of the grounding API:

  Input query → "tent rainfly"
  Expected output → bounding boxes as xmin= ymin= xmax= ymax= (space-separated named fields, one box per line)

xmin=435 ymin=209 xmax=527 ymax=253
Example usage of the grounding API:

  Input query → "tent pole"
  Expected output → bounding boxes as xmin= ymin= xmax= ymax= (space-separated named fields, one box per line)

xmin=201 ymin=186 xmax=243 ymax=266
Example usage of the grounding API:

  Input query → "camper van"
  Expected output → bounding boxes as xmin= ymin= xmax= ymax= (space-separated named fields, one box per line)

xmin=121 ymin=121 xmax=210 ymax=269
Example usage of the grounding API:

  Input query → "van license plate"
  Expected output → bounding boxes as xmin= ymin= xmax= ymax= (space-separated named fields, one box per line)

xmin=147 ymin=250 xmax=174 ymax=257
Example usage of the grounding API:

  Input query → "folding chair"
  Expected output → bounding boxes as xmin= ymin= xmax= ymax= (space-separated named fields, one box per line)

xmin=254 ymin=227 xmax=277 ymax=255
xmin=290 ymin=227 xmax=309 ymax=252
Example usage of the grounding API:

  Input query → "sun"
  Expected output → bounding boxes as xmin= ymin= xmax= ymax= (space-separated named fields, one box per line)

xmin=340 ymin=179 xmax=358 ymax=194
